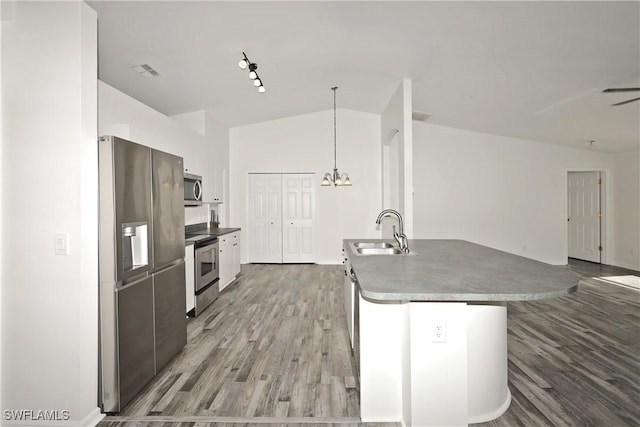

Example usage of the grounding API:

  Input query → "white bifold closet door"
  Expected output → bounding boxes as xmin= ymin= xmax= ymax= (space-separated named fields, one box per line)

xmin=282 ymin=174 xmax=315 ymax=263
xmin=248 ymin=174 xmax=283 ymax=263
xmin=248 ymin=173 xmax=315 ymax=264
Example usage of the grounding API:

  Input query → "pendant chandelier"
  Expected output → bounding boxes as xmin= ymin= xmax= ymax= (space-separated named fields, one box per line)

xmin=321 ymin=87 xmax=352 ymax=187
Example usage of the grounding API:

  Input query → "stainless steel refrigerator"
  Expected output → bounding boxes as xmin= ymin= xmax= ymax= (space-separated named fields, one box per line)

xmin=98 ymin=136 xmax=187 ymax=412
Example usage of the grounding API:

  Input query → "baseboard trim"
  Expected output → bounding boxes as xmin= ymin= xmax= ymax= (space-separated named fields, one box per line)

xmin=80 ymin=407 xmax=105 ymax=427
xmin=101 ymin=416 xmax=363 ymax=424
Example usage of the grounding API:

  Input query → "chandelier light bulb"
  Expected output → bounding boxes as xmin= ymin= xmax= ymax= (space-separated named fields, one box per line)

xmin=238 ymin=59 xmax=248 ymax=69
xmin=253 ymin=79 xmax=262 ymax=87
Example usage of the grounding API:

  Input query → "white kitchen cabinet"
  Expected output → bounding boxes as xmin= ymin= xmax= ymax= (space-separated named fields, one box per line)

xmin=248 ymin=173 xmax=315 ymax=264
xmin=232 ymin=231 xmax=241 ymax=277
xmin=185 ymin=244 xmax=195 ymax=314
xmin=219 ymin=231 xmax=240 ymax=291
xmin=209 ymin=166 xmax=224 ymax=204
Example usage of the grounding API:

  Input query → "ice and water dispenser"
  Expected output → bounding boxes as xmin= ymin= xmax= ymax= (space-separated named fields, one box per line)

xmin=122 ymin=221 xmax=148 ymax=272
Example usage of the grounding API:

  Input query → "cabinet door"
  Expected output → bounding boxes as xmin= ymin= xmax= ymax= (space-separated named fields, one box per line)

xmin=282 ymin=174 xmax=315 ymax=263
xmin=232 ymin=232 xmax=241 ymax=277
xmin=219 ymin=237 xmax=233 ymax=290
xmin=249 ymin=174 xmax=282 ymax=263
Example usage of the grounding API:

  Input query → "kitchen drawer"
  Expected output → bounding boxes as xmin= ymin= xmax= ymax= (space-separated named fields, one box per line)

xmin=219 ymin=232 xmax=239 ymax=245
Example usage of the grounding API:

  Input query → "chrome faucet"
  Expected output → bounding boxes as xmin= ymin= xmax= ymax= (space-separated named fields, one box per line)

xmin=375 ymin=209 xmax=409 ymax=253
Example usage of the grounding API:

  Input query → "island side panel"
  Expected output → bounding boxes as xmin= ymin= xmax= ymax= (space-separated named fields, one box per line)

xmin=359 ymin=294 xmax=406 ymax=422
xmin=467 ymin=303 xmax=511 ymax=423
xmin=409 ymin=302 xmax=469 ymax=426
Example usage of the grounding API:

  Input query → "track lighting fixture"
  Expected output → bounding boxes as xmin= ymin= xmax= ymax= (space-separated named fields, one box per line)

xmin=238 ymin=52 xmax=265 ymax=93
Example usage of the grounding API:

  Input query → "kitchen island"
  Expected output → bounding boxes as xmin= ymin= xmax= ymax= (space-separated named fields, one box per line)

xmin=343 ymin=239 xmax=578 ymax=427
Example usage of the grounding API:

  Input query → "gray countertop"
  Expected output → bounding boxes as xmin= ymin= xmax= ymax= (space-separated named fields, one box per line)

xmin=187 ymin=227 xmax=241 ymax=238
xmin=344 ymin=239 xmax=579 ymax=302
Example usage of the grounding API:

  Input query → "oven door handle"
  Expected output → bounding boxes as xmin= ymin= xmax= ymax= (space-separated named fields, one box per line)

xmin=195 ymin=242 xmax=218 ymax=255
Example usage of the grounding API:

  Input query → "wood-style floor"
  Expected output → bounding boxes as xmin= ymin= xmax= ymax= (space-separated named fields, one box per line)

xmin=100 ymin=260 xmax=639 ymax=427
xmin=471 ymin=260 xmax=640 ymax=427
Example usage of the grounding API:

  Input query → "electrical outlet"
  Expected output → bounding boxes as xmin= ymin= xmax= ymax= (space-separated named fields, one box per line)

xmin=433 ymin=319 xmax=446 ymax=343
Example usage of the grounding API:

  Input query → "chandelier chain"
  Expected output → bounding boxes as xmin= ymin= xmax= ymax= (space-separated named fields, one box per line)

xmin=332 ymin=86 xmax=337 ymax=170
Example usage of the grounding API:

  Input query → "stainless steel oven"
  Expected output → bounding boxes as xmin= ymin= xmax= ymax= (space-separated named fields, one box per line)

xmin=192 ymin=237 xmax=219 ymax=316
xmin=195 ymin=240 xmax=218 ymax=291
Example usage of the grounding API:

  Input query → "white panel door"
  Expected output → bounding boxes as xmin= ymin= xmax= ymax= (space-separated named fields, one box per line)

xmin=282 ymin=174 xmax=315 ymax=263
xmin=568 ymin=171 xmax=601 ymax=263
xmin=249 ymin=174 xmax=282 ymax=263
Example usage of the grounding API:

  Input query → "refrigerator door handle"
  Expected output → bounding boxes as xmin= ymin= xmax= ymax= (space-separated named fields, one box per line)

xmin=118 ymin=272 xmax=150 ymax=292
xmin=153 ymin=259 xmax=185 ymax=276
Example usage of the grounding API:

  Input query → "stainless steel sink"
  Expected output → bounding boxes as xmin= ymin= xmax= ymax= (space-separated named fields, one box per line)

xmin=356 ymin=247 xmax=404 ymax=255
xmin=350 ymin=241 xmax=416 ymax=256
xmin=353 ymin=242 xmax=394 ymax=249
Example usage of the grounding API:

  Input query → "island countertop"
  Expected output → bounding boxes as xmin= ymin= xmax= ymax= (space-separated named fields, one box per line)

xmin=344 ymin=239 xmax=579 ymax=302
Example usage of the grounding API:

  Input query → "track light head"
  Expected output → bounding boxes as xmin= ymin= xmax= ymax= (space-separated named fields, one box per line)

xmin=239 ymin=52 xmax=266 ymax=93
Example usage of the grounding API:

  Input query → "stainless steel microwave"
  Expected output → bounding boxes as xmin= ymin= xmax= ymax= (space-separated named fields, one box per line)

xmin=184 ymin=173 xmax=203 ymax=206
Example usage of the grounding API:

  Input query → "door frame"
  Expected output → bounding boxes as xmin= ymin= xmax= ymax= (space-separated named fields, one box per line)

xmin=564 ymin=168 xmax=610 ymax=265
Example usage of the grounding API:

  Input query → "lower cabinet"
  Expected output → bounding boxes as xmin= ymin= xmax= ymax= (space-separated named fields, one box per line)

xmin=219 ymin=231 xmax=241 ymax=291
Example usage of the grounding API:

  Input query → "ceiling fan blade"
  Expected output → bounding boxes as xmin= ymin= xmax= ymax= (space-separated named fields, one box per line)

xmin=603 ymin=87 xmax=640 ymax=93
xmin=611 ymin=97 xmax=640 ymax=106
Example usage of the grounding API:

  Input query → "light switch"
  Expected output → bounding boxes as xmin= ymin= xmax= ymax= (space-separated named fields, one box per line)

xmin=54 ymin=233 xmax=70 ymax=255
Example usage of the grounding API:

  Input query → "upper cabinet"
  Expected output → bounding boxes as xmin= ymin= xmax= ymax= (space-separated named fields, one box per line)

xmin=172 ymin=111 xmax=229 ymax=206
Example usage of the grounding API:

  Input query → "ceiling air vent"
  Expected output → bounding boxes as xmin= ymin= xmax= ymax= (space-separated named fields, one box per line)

xmin=131 ymin=64 xmax=159 ymax=79
xmin=412 ymin=110 xmax=431 ymax=122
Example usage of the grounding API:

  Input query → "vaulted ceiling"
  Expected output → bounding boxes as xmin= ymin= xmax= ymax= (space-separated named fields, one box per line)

xmin=88 ymin=1 xmax=639 ymax=152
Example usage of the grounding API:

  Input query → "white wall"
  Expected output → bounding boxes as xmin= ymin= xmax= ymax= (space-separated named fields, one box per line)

xmin=230 ymin=109 xmax=381 ymax=264
xmin=0 ymin=0 xmax=5 ymax=412
xmin=381 ymin=79 xmax=414 ymax=237
xmin=611 ymin=149 xmax=640 ymax=270
xmin=412 ymin=123 xmax=616 ymax=265
xmin=0 ymin=3 xmax=4 ymax=410
xmin=1 ymin=2 xmax=101 ymax=425
xmin=98 ymin=82 xmax=229 ymax=226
